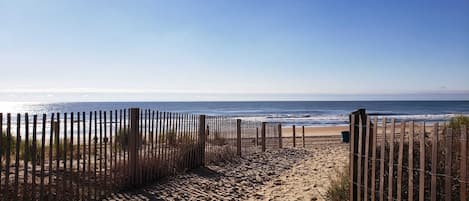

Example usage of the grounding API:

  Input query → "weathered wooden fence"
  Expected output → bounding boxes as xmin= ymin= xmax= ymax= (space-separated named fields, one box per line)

xmin=0 ymin=108 xmax=286 ymax=200
xmin=350 ymin=109 xmax=469 ymax=201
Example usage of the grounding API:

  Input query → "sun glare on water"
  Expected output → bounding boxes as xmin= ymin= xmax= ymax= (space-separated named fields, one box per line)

xmin=0 ymin=102 xmax=31 ymax=113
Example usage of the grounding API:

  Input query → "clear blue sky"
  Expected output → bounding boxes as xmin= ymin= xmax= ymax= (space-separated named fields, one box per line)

xmin=1 ymin=0 xmax=468 ymax=101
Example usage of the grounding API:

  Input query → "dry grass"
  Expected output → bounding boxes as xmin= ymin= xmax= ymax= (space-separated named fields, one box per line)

xmin=326 ymin=164 xmax=350 ymax=201
xmin=205 ymin=145 xmax=237 ymax=164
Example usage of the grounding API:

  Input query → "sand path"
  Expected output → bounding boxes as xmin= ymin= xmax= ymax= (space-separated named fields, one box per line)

xmin=108 ymin=143 xmax=348 ymax=201
xmin=250 ymin=145 xmax=348 ymax=201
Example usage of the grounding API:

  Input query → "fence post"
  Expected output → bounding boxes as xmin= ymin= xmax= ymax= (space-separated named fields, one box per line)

xmin=293 ymin=125 xmax=296 ymax=147
xmin=349 ymin=109 xmax=367 ymax=201
xmin=261 ymin=122 xmax=266 ymax=152
xmin=302 ymin=126 xmax=305 ymax=148
xmin=129 ymin=108 xmax=139 ymax=186
xmin=237 ymin=119 xmax=242 ymax=156
xmin=278 ymin=124 xmax=282 ymax=148
xmin=198 ymin=115 xmax=206 ymax=166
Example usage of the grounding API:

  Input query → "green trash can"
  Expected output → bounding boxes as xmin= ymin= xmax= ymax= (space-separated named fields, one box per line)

xmin=341 ymin=131 xmax=350 ymax=143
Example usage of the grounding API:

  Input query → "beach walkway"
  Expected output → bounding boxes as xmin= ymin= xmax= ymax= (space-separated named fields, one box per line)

xmin=106 ymin=144 xmax=348 ymax=201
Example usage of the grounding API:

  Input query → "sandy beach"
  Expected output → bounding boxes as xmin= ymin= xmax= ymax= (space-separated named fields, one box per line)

xmin=107 ymin=126 xmax=349 ymax=201
xmin=282 ymin=126 xmax=349 ymax=137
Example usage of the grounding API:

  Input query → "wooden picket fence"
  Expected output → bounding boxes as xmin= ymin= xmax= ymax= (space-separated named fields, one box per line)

xmin=0 ymin=108 xmax=287 ymax=200
xmin=349 ymin=109 xmax=469 ymax=201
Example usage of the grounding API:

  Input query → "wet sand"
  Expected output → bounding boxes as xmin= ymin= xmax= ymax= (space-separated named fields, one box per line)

xmin=282 ymin=126 xmax=349 ymax=137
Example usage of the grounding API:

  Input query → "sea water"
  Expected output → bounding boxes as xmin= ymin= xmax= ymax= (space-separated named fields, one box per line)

xmin=0 ymin=101 xmax=468 ymax=127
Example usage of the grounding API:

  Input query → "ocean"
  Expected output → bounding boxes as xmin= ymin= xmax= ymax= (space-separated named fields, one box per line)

xmin=0 ymin=101 xmax=468 ymax=126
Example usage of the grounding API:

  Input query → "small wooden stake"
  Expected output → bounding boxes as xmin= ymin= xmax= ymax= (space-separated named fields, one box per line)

xmin=262 ymin=122 xmax=266 ymax=152
xmin=278 ymin=124 xmax=282 ymax=148
xmin=293 ymin=125 xmax=296 ymax=147
xmin=302 ymin=126 xmax=305 ymax=148
xmin=236 ymin=119 xmax=241 ymax=156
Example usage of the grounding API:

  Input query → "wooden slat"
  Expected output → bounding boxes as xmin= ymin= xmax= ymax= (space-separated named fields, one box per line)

xmin=179 ymin=113 xmax=184 ymax=169
xmin=156 ymin=112 xmax=162 ymax=178
xmin=140 ymin=110 xmax=145 ymax=184
xmin=183 ymin=114 xmax=186 ymax=169
xmin=397 ymin=121 xmax=405 ymax=201
xmin=172 ymin=112 xmax=178 ymax=171
xmin=98 ymin=111 xmax=103 ymax=198
xmin=185 ymin=113 xmax=189 ymax=169
xmin=142 ymin=110 xmax=147 ymax=183
xmin=88 ymin=111 xmax=92 ymax=199
xmin=191 ymin=115 xmax=200 ymax=168
xmin=129 ymin=108 xmax=139 ymax=186
xmin=24 ymin=113 xmax=30 ymax=200
xmin=166 ymin=112 xmax=171 ymax=174
xmin=154 ymin=111 xmax=159 ymax=180
xmin=118 ymin=110 xmax=123 ymax=186
xmin=350 ymin=114 xmax=356 ymax=201
xmin=364 ymin=117 xmax=370 ymax=201
xmin=461 ymin=125 xmax=467 ymax=201
xmin=48 ymin=113 xmax=54 ymax=198
xmin=151 ymin=110 xmax=156 ymax=179
xmin=408 ymin=121 xmax=414 ymax=201
xmin=182 ymin=113 xmax=187 ymax=170
xmin=150 ymin=111 xmax=155 ymax=181
xmin=387 ymin=119 xmax=395 ymax=201
xmin=15 ymin=114 xmax=21 ymax=200
xmin=40 ymin=114 xmax=46 ymax=201
xmin=0 ymin=113 xmax=2 ymax=195
xmin=113 ymin=110 xmax=118 ymax=187
xmin=379 ymin=117 xmax=387 ymax=201
xmin=32 ymin=115 xmax=37 ymax=200
xmin=157 ymin=112 xmax=162 ymax=177
xmin=418 ymin=122 xmax=426 ymax=201
xmin=76 ymin=112 xmax=81 ymax=200
xmin=55 ymin=113 xmax=61 ymax=200
xmin=127 ymin=109 xmax=131 ymax=184
xmin=371 ymin=117 xmax=378 ymax=200
xmin=63 ymin=113 xmax=68 ymax=198
xmin=141 ymin=109 xmax=148 ymax=183
xmin=6 ymin=114 xmax=11 ymax=200
xmin=430 ymin=123 xmax=438 ymax=201
xmin=81 ymin=112 xmax=86 ymax=200
xmin=175 ymin=113 xmax=180 ymax=170
xmin=163 ymin=112 xmax=168 ymax=173
xmin=70 ymin=113 xmax=74 ymax=197
xmin=444 ymin=127 xmax=452 ymax=201
xmin=357 ymin=115 xmax=363 ymax=201
xmin=93 ymin=111 xmax=97 ymax=199
xmin=189 ymin=114 xmax=194 ymax=168
xmin=103 ymin=111 xmax=108 ymax=195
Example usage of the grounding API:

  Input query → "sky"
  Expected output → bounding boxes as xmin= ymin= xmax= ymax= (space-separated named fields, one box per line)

xmin=1 ymin=0 xmax=468 ymax=101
